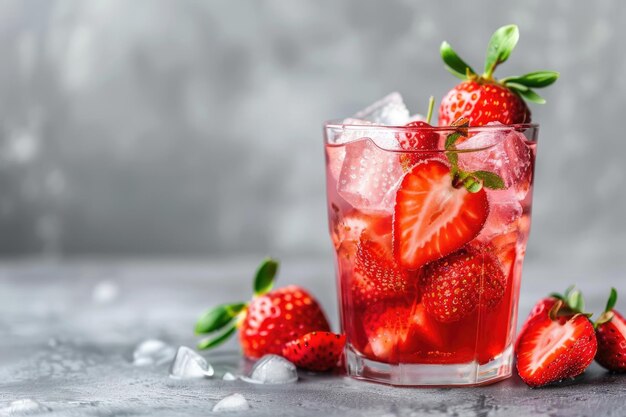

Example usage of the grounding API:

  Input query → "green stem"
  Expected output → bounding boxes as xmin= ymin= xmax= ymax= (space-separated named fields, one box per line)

xmin=425 ymin=96 xmax=435 ymax=125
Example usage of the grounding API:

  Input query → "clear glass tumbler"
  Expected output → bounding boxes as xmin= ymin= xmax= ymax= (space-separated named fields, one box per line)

xmin=324 ymin=122 xmax=538 ymax=386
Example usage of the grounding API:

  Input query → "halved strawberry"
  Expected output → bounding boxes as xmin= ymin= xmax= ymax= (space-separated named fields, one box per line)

xmin=516 ymin=309 xmax=597 ymax=387
xmin=594 ymin=288 xmax=626 ymax=372
xmin=393 ymin=160 xmax=489 ymax=269
xmin=282 ymin=331 xmax=346 ymax=372
xmin=515 ymin=286 xmax=587 ymax=353
xmin=352 ymin=235 xmax=415 ymax=307
xmin=420 ymin=246 xmax=505 ymax=323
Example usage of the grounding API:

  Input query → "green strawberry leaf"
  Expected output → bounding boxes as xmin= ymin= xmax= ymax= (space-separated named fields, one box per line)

xmin=197 ymin=324 xmax=237 ymax=350
xmin=502 ymin=71 xmax=560 ymax=88
xmin=195 ymin=302 xmax=246 ymax=335
xmin=445 ymin=132 xmax=463 ymax=149
xmin=440 ymin=41 xmax=476 ymax=79
xmin=446 ymin=151 xmax=458 ymax=167
xmin=605 ymin=287 xmax=618 ymax=313
xmin=505 ymin=82 xmax=529 ymax=93
xmin=472 ymin=170 xmax=505 ymax=190
xmin=484 ymin=24 xmax=519 ymax=78
xmin=567 ymin=289 xmax=585 ymax=313
xmin=254 ymin=257 xmax=279 ymax=296
xmin=515 ymin=88 xmax=546 ymax=104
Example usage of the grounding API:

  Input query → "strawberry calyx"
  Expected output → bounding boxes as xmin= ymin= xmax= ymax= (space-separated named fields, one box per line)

xmin=440 ymin=24 xmax=559 ymax=105
xmin=195 ymin=257 xmax=279 ymax=350
xmin=595 ymin=288 xmax=618 ymax=328
xmin=443 ymin=117 xmax=505 ymax=193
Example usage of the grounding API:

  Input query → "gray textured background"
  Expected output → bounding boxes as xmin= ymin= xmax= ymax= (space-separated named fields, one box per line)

xmin=0 ymin=0 xmax=625 ymax=270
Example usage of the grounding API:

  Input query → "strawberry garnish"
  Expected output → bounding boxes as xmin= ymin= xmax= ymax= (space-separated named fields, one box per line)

xmin=352 ymin=235 xmax=414 ymax=307
xmin=195 ymin=259 xmax=330 ymax=359
xmin=282 ymin=331 xmax=346 ymax=372
xmin=420 ymin=246 xmax=505 ymax=323
xmin=393 ymin=159 xmax=489 ymax=269
xmin=516 ymin=302 xmax=597 ymax=387
xmin=594 ymin=288 xmax=626 ymax=372
xmin=438 ymin=24 xmax=559 ymax=126
xmin=515 ymin=286 xmax=587 ymax=353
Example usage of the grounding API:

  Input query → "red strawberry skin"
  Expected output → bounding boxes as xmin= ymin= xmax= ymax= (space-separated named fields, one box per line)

xmin=438 ymin=80 xmax=531 ymax=127
xmin=516 ymin=314 xmax=597 ymax=387
xmin=239 ymin=286 xmax=330 ymax=359
xmin=396 ymin=121 xmax=439 ymax=151
xmin=282 ymin=331 xmax=346 ymax=371
xmin=393 ymin=160 xmax=489 ymax=269
xmin=595 ymin=310 xmax=626 ymax=372
xmin=352 ymin=236 xmax=415 ymax=307
xmin=420 ymin=247 xmax=506 ymax=323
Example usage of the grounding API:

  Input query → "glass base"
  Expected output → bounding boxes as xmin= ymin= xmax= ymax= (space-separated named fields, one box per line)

xmin=345 ymin=345 xmax=514 ymax=387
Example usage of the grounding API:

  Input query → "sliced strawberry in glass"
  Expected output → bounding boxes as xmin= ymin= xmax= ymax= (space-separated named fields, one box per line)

xmin=393 ymin=160 xmax=489 ymax=269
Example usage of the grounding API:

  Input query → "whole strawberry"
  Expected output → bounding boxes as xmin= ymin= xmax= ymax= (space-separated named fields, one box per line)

xmin=195 ymin=258 xmax=330 ymax=359
xmin=438 ymin=24 xmax=559 ymax=126
xmin=420 ymin=246 xmax=505 ymax=323
xmin=594 ymin=288 xmax=626 ymax=372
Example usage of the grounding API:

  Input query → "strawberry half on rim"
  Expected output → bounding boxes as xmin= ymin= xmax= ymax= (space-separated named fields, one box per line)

xmin=393 ymin=160 xmax=489 ymax=269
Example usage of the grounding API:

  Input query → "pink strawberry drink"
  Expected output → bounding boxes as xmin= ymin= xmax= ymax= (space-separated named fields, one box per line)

xmin=324 ymin=93 xmax=538 ymax=385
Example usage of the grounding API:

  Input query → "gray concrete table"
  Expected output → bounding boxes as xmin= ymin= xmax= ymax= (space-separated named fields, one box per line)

xmin=0 ymin=259 xmax=624 ymax=417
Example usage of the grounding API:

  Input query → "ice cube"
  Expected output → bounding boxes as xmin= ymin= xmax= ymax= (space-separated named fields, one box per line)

xmin=132 ymin=339 xmax=176 ymax=366
xmin=477 ymin=188 xmax=523 ymax=242
xmin=457 ymin=124 xmax=532 ymax=191
xmin=338 ymin=118 xmax=399 ymax=150
xmin=0 ymin=399 xmax=51 ymax=415
xmin=212 ymin=393 xmax=250 ymax=412
xmin=352 ymin=92 xmax=410 ymax=125
xmin=337 ymin=138 xmax=404 ymax=213
xmin=169 ymin=346 xmax=214 ymax=379
xmin=242 ymin=354 xmax=298 ymax=384
xmin=222 ymin=372 xmax=237 ymax=381
xmin=92 ymin=280 xmax=119 ymax=304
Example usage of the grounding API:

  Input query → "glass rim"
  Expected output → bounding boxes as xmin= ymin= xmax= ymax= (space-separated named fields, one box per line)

xmin=324 ymin=120 xmax=539 ymax=132
xmin=324 ymin=120 xmax=538 ymax=152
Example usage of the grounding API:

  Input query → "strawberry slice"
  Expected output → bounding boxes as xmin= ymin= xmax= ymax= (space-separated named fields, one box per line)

xmin=362 ymin=302 xmax=442 ymax=362
xmin=393 ymin=160 xmax=489 ymax=269
xmin=282 ymin=331 xmax=346 ymax=372
xmin=363 ymin=303 xmax=412 ymax=362
xmin=352 ymin=235 xmax=414 ymax=307
xmin=516 ymin=313 xmax=597 ymax=387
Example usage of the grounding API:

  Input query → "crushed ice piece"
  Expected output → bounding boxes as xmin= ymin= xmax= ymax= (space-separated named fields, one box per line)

xmin=169 ymin=346 xmax=214 ymax=379
xmin=337 ymin=139 xmax=404 ymax=213
xmin=352 ymin=92 xmax=410 ymax=125
xmin=132 ymin=339 xmax=176 ymax=366
xmin=212 ymin=393 xmax=250 ymax=412
xmin=242 ymin=354 xmax=298 ymax=384
xmin=457 ymin=123 xmax=532 ymax=190
xmin=0 ymin=399 xmax=51 ymax=415
xmin=222 ymin=372 xmax=237 ymax=381
xmin=92 ymin=280 xmax=119 ymax=304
